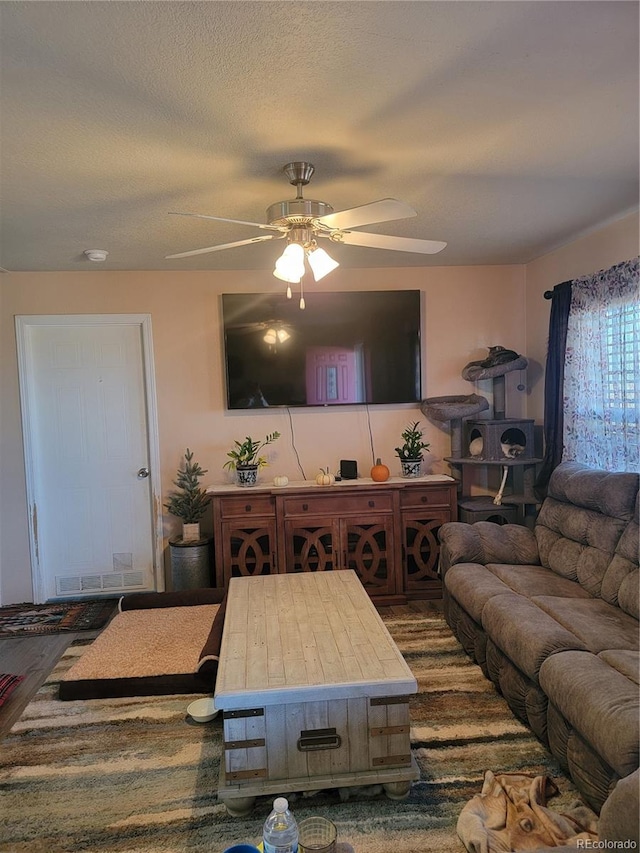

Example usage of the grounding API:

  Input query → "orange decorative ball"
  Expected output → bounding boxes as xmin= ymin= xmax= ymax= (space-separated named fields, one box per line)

xmin=371 ymin=458 xmax=390 ymax=482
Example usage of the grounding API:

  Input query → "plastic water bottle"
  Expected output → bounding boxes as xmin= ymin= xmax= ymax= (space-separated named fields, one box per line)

xmin=262 ymin=797 xmax=298 ymax=853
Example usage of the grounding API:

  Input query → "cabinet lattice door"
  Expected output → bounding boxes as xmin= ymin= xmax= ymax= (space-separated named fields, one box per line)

xmin=284 ymin=517 xmax=393 ymax=595
xmin=344 ymin=517 xmax=393 ymax=595
xmin=402 ymin=510 xmax=449 ymax=592
xmin=285 ymin=521 xmax=338 ymax=572
xmin=221 ymin=519 xmax=277 ymax=583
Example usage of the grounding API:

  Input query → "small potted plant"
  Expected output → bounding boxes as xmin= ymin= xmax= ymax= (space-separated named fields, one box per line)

xmin=164 ymin=449 xmax=211 ymax=540
xmin=164 ymin=449 xmax=212 ymax=589
xmin=223 ymin=431 xmax=281 ymax=487
xmin=395 ymin=421 xmax=430 ymax=478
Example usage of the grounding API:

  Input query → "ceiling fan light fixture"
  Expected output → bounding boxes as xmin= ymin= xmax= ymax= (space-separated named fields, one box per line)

xmin=276 ymin=328 xmax=290 ymax=343
xmin=273 ymin=266 xmax=301 ymax=284
xmin=263 ymin=328 xmax=277 ymax=345
xmin=307 ymin=246 xmax=339 ymax=281
xmin=167 ymin=163 xmax=446 ymax=292
xmin=274 ymin=242 xmax=305 ymax=282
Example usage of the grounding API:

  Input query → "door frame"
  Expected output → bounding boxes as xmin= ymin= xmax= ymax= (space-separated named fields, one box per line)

xmin=15 ymin=314 xmax=164 ymax=602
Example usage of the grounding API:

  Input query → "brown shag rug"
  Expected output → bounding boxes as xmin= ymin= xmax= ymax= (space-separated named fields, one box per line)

xmin=0 ymin=607 xmax=585 ymax=853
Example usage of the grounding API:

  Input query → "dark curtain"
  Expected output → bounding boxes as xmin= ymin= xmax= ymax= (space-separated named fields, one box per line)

xmin=534 ymin=280 xmax=572 ymax=499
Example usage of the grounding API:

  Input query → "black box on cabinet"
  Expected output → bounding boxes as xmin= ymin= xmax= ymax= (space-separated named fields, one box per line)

xmin=340 ymin=460 xmax=358 ymax=479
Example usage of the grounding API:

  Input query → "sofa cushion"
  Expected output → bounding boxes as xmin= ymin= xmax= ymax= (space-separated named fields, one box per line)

xmin=598 ymin=650 xmax=640 ymax=685
xmin=618 ymin=569 xmax=640 ymax=620
xmin=485 ymin=563 xmax=592 ymax=600
xmin=535 ymin=507 xmax=626 ymax=591
xmin=539 ymin=650 xmax=640 ymax=778
xmin=601 ymin=495 xmax=639 ymax=611
xmin=481 ymin=594 xmax=587 ymax=682
xmin=598 ymin=769 xmax=640 ymax=844
xmin=532 ymin=596 xmax=639 ymax=654
xmin=546 ymin=462 xmax=639 ymax=522
xmin=444 ymin=563 xmax=513 ymax=624
xmin=439 ymin=521 xmax=540 ymax=573
xmin=535 ymin=465 xmax=638 ymax=596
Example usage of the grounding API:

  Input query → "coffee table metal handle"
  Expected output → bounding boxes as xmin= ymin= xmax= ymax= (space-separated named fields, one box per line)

xmin=297 ymin=727 xmax=341 ymax=752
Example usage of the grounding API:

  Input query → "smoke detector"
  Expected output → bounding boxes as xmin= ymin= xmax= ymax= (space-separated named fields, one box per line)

xmin=84 ymin=249 xmax=109 ymax=262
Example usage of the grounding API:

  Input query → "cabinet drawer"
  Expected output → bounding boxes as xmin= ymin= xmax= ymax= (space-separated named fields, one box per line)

xmin=218 ymin=495 xmax=275 ymax=518
xmin=283 ymin=492 xmax=393 ymax=517
xmin=400 ymin=488 xmax=452 ymax=509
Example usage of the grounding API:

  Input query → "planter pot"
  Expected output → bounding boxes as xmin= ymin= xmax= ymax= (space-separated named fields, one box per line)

xmin=400 ymin=458 xmax=422 ymax=478
xmin=182 ymin=522 xmax=201 ymax=542
xmin=236 ymin=463 xmax=259 ymax=487
xmin=169 ymin=537 xmax=212 ymax=590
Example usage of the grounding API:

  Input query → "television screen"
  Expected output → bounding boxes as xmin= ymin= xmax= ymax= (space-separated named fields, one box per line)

xmin=221 ymin=290 xmax=422 ymax=409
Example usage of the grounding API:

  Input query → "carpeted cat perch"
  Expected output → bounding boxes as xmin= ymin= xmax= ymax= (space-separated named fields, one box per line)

xmin=461 ymin=347 xmax=528 ymax=420
xmin=421 ymin=394 xmax=489 ymax=458
xmin=422 ymin=347 xmax=528 ymax=453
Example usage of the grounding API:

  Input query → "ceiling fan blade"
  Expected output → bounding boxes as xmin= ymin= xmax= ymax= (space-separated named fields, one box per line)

xmin=165 ymin=233 xmax=282 ymax=260
xmin=316 ymin=198 xmax=416 ymax=230
xmin=168 ymin=212 xmax=286 ymax=232
xmin=335 ymin=230 xmax=447 ymax=255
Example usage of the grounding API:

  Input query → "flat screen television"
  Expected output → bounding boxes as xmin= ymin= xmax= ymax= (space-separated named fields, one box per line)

xmin=222 ymin=290 xmax=422 ymax=409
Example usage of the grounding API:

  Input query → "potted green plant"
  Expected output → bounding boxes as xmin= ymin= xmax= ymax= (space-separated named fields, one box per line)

xmin=395 ymin=421 xmax=430 ymax=478
xmin=164 ymin=449 xmax=211 ymax=541
xmin=164 ymin=449 xmax=212 ymax=589
xmin=223 ymin=431 xmax=281 ymax=487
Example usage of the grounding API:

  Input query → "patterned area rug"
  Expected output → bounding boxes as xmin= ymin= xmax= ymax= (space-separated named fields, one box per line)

xmin=0 ymin=674 xmax=24 ymax=707
xmin=0 ymin=609 xmax=582 ymax=853
xmin=0 ymin=599 xmax=117 ymax=638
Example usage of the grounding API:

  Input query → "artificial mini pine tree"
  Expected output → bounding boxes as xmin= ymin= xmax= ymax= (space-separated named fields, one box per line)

xmin=164 ymin=449 xmax=211 ymax=539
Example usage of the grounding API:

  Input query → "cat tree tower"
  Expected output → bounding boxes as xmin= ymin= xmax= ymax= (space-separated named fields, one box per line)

xmin=422 ymin=349 xmax=541 ymax=527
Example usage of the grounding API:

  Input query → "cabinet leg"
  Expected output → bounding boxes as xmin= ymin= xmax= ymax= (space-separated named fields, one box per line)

xmin=383 ymin=781 xmax=411 ymax=801
xmin=221 ymin=795 xmax=256 ymax=817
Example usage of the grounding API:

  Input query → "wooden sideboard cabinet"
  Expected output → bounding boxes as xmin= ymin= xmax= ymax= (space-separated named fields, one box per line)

xmin=209 ymin=477 xmax=457 ymax=604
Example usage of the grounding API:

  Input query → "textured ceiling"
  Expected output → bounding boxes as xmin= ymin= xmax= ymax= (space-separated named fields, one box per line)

xmin=0 ymin=1 xmax=638 ymax=272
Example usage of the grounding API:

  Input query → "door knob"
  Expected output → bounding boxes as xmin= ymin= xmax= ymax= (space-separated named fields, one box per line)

xmin=137 ymin=467 xmax=150 ymax=479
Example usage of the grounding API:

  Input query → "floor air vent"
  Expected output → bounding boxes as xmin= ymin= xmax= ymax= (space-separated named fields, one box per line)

xmin=55 ymin=571 xmax=146 ymax=596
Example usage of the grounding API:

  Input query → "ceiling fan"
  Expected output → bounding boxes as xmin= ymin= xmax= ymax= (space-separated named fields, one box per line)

xmin=166 ymin=162 xmax=447 ymax=304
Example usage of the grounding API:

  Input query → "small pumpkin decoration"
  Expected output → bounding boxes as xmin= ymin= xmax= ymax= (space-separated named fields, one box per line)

xmin=315 ymin=467 xmax=336 ymax=486
xmin=273 ymin=474 xmax=289 ymax=487
xmin=371 ymin=458 xmax=390 ymax=482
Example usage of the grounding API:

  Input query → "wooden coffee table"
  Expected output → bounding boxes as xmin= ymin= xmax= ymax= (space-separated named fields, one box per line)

xmin=214 ymin=570 xmax=419 ymax=816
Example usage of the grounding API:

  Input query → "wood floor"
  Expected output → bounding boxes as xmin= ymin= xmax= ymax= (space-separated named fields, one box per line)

xmin=0 ymin=629 xmax=103 ymax=738
xmin=0 ymin=598 xmax=443 ymax=740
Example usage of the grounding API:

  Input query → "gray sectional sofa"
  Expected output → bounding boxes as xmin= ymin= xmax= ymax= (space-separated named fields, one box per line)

xmin=438 ymin=462 xmax=639 ymax=837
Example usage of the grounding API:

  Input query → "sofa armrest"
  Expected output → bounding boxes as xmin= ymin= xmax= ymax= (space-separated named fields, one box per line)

xmin=599 ymin=769 xmax=639 ymax=843
xmin=438 ymin=521 xmax=540 ymax=575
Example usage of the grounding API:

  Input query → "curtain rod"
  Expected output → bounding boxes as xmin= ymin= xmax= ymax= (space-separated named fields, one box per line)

xmin=544 ymin=280 xmax=572 ymax=299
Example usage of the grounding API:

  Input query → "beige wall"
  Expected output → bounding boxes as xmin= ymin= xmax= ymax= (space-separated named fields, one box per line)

xmin=0 ymin=264 xmax=526 ymax=604
xmin=525 ymin=211 xmax=640 ymax=423
xmin=3 ymin=207 xmax=637 ymax=605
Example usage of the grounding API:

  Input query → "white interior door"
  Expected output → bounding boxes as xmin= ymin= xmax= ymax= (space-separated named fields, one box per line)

xmin=16 ymin=315 xmax=163 ymax=602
